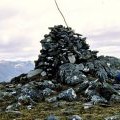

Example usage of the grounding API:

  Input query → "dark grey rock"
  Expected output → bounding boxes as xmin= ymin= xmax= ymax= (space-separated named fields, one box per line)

xmin=27 ymin=69 xmax=42 ymax=79
xmin=59 ymin=63 xmax=87 ymax=85
xmin=85 ymin=79 xmax=100 ymax=97
xmin=96 ymin=68 xmax=108 ymax=82
xmin=91 ymin=95 xmax=107 ymax=105
xmin=116 ymin=72 xmax=120 ymax=83
xmin=100 ymin=82 xmax=120 ymax=100
xmin=76 ymin=64 xmax=84 ymax=71
xmin=85 ymin=62 xmax=94 ymax=71
xmin=10 ymin=73 xmax=27 ymax=84
xmin=104 ymin=66 xmax=117 ymax=79
xmin=75 ymin=80 xmax=89 ymax=93
xmin=21 ymin=83 xmax=43 ymax=102
xmin=39 ymin=80 xmax=55 ymax=90
xmin=57 ymin=88 xmax=77 ymax=101
xmin=42 ymin=88 xmax=55 ymax=96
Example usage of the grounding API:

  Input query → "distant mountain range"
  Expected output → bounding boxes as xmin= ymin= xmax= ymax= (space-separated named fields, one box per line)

xmin=0 ymin=60 xmax=34 ymax=82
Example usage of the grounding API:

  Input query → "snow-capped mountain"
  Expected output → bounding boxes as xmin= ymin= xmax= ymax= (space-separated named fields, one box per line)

xmin=0 ymin=60 xmax=34 ymax=82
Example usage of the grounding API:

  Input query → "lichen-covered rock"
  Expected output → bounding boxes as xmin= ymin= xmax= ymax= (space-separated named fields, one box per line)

xmin=38 ymin=80 xmax=55 ymax=90
xmin=59 ymin=63 xmax=87 ymax=85
xmin=42 ymin=88 xmax=55 ymax=97
xmin=91 ymin=95 xmax=107 ymax=105
xmin=57 ymin=88 xmax=77 ymax=101
xmin=21 ymin=83 xmax=43 ymax=102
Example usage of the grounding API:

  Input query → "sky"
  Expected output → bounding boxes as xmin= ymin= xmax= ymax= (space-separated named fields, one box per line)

xmin=0 ymin=0 xmax=120 ymax=61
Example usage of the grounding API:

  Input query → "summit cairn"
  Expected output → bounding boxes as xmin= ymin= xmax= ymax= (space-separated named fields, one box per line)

xmin=35 ymin=25 xmax=98 ymax=79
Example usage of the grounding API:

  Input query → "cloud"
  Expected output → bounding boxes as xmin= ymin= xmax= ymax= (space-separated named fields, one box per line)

xmin=0 ymin=36 xmax=30 ymax=52
xmin=0 ymin=0 xmax=120 ymax=60
xmin=87 ymin=28 xmax=120 ymax=47
xmin=86 ymin=28 xmax=120 ymax=58
xmin=0 ymin=8 xmax=18 ymax=21
xmin=0 ymin=36 xmax=39 ymax=60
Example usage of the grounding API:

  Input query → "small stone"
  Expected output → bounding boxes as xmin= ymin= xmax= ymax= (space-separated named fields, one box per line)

xmin=83 ymin=102 xmax=93 ymax=109
xmin=68 ymin=53 xmax=76 ymax=63
xmin=46 ymin=96 xmax=57 ymax=103
xmin=45 ymin=115 xmax=59 ymax=120
xmin=27 ymin=105 xmax=33 ymax=110
xmin=107 ymin=63 xmax=111 ymax=67
xmin=69 ymin=115 xmax=82 ymax=120
xmin=41 ymin=71 xmax=47 ymax=77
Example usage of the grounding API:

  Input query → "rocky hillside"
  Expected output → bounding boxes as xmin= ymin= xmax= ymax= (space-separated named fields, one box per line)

xmin=0 ymin=25 xmax=120 ymax=120
xmin=0 ymin=61 xmax=34 ymax=82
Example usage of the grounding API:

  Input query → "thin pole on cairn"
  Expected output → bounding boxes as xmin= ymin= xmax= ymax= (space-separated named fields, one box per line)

xmin=54 ymin=0 xmax=69 ymax=27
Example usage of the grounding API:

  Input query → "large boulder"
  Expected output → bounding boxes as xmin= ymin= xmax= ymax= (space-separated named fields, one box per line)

xmin=59 ymin=63 xmax=88 ymax=85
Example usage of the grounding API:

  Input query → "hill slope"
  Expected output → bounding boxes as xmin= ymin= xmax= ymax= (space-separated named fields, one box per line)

xmin=0 ymin=61 xmax=34 ymax=82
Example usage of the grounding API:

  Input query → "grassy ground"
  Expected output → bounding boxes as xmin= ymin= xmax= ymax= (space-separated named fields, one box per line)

xmin=0 ymin=101 xmax=120 ymax=120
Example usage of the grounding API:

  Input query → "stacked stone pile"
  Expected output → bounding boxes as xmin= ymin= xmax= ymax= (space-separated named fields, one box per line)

xmin=34 ymin=25 xmax=98 ymax=79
